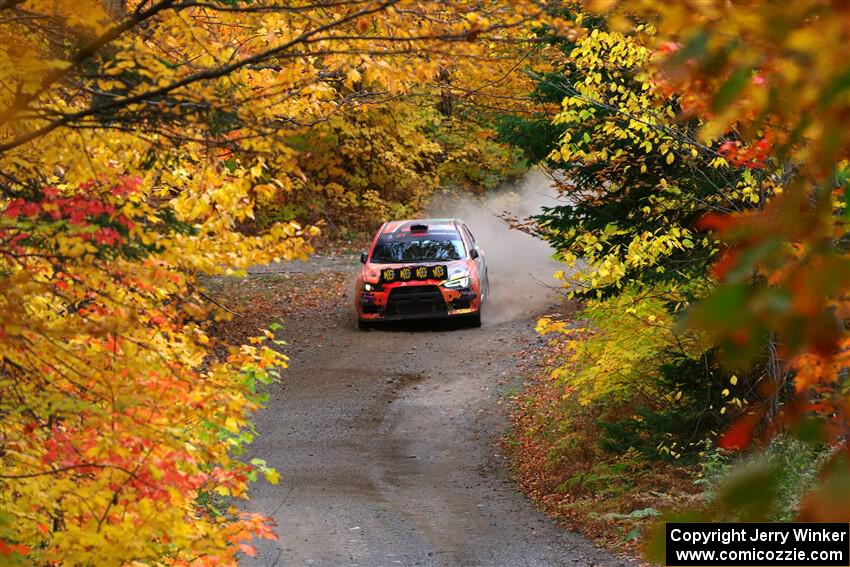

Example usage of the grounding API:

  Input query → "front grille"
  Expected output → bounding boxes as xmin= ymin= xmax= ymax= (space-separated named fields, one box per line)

xmin=386 ymin=285 xmax=446 ymax=317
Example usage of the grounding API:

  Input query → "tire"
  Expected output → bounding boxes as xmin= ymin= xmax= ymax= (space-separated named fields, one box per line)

xmin=466 ymin=309 xmax=482 ymax=328
xmin=357 ymin=319 xmax=372 ymax=331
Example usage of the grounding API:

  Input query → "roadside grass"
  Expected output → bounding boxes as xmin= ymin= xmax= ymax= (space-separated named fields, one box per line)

xmin=501 ymin=384 xmax=525 ymax=400
xmin=502 ymin=323 xmax=701 ymax=556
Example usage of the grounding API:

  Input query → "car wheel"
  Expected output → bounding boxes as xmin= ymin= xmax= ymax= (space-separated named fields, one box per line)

xmin=357 ymin=319 xmax=372 ymax=331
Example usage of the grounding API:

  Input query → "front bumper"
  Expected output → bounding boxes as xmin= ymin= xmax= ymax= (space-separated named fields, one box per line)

xmin=358 ymin=284 xmax=479 ymax=321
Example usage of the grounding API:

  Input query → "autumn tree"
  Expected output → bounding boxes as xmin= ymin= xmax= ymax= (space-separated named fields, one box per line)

xmin=503 ymin=3 xmax=850 ymax=545
xmin=518 ymin=0 xmax=850 ymax=535
xmin=586 ymin=0 xmax=850 ymax=524
xmin=0 ymin=1 xmax=552 ymax=563
xmin=262 ymin=98 xmax=526 ymax=236
xmin=503 ymin=12 xmax=768 ymax=465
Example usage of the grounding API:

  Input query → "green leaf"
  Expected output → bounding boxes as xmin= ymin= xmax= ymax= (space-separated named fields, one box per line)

xmin=820 ymin=67 xmax=850 ymax=106
xmin=626 ymin=507 xmax=661 ymax=519
xmin=688 ymin=283 xmax=747 ymax=327
xmin=712 ymin=66 xmax=752 ymax=113
xmin=842 ymin=182 xmax=850 ymax=219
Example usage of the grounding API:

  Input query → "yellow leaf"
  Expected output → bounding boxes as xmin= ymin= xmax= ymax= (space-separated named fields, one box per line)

xmin=346 ymin=68 xmax=362 ymax=86
xmin=264 ymin=469 xmax=281 ymax=485
xmin=225 ymin=417 xmax=241 ymax=433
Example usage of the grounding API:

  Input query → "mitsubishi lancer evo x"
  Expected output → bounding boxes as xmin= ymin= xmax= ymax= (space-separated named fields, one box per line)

xmin=355 ymin=219 xmax=489 ymax=330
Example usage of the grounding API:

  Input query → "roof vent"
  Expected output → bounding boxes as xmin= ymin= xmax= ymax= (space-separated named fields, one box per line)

xmin=409 ymin=223 xmax=428 ymax=233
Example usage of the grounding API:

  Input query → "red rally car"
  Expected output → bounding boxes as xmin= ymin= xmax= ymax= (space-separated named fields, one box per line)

xmin=355 ymin=219 xmax=489 ymax=330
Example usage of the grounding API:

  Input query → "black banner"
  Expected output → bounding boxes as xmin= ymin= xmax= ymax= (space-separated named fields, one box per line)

xmin=380 ymin=265 xmax=446 ymax=283
xmin=666 ymin=523 xmax=849 ymax=566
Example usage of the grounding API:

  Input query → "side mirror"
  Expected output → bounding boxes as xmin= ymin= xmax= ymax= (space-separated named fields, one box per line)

xmin=360 ymin=252 xmax=368 ymax=264
xmin=469 ymin=248 xmax=479 ymax=259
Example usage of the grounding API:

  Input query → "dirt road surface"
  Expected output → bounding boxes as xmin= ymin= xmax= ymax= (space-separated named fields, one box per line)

xmin=240 ymin=173 xmax=628 ymax=566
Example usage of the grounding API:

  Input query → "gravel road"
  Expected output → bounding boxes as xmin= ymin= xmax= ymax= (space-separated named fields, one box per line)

xmin=240 ymin=252 xmax=630 ymax=567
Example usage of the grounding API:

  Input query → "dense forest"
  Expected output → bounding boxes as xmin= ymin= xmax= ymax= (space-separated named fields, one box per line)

xmin=1 ymin=1 xmax=849 ymax=564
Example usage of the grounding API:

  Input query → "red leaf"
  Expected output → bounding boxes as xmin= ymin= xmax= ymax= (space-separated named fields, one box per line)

xmin=710 ymin=249 xmax=738 ymax=280
xmin=695 ymin=212 xmax=733 ymax=232
xmin=0 ymin=540 xmax=29 ymax=556
xmin=93 ymin=227 xmax=121 ymax=246
xmin=718 ymin=412 xmax=761 ymax=451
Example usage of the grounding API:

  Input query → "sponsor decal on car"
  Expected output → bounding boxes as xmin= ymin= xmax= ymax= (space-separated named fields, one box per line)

xmin=380 ymin=265 xmax=446 ymax=283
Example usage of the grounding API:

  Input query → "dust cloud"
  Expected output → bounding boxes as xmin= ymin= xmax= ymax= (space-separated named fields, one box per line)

xmin=427 ymin=168 xmax=567 ymax=325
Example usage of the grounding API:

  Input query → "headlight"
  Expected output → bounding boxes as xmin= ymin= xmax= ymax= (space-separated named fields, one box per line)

xmin=442 ymin=276 xmax=471 ymax=289
xmin=363 ymin=282 xmax=383 ymax=292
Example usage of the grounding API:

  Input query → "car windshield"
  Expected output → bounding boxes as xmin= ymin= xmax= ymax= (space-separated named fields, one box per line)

xmin=370 ymin=233 xmax=465 ymax=263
